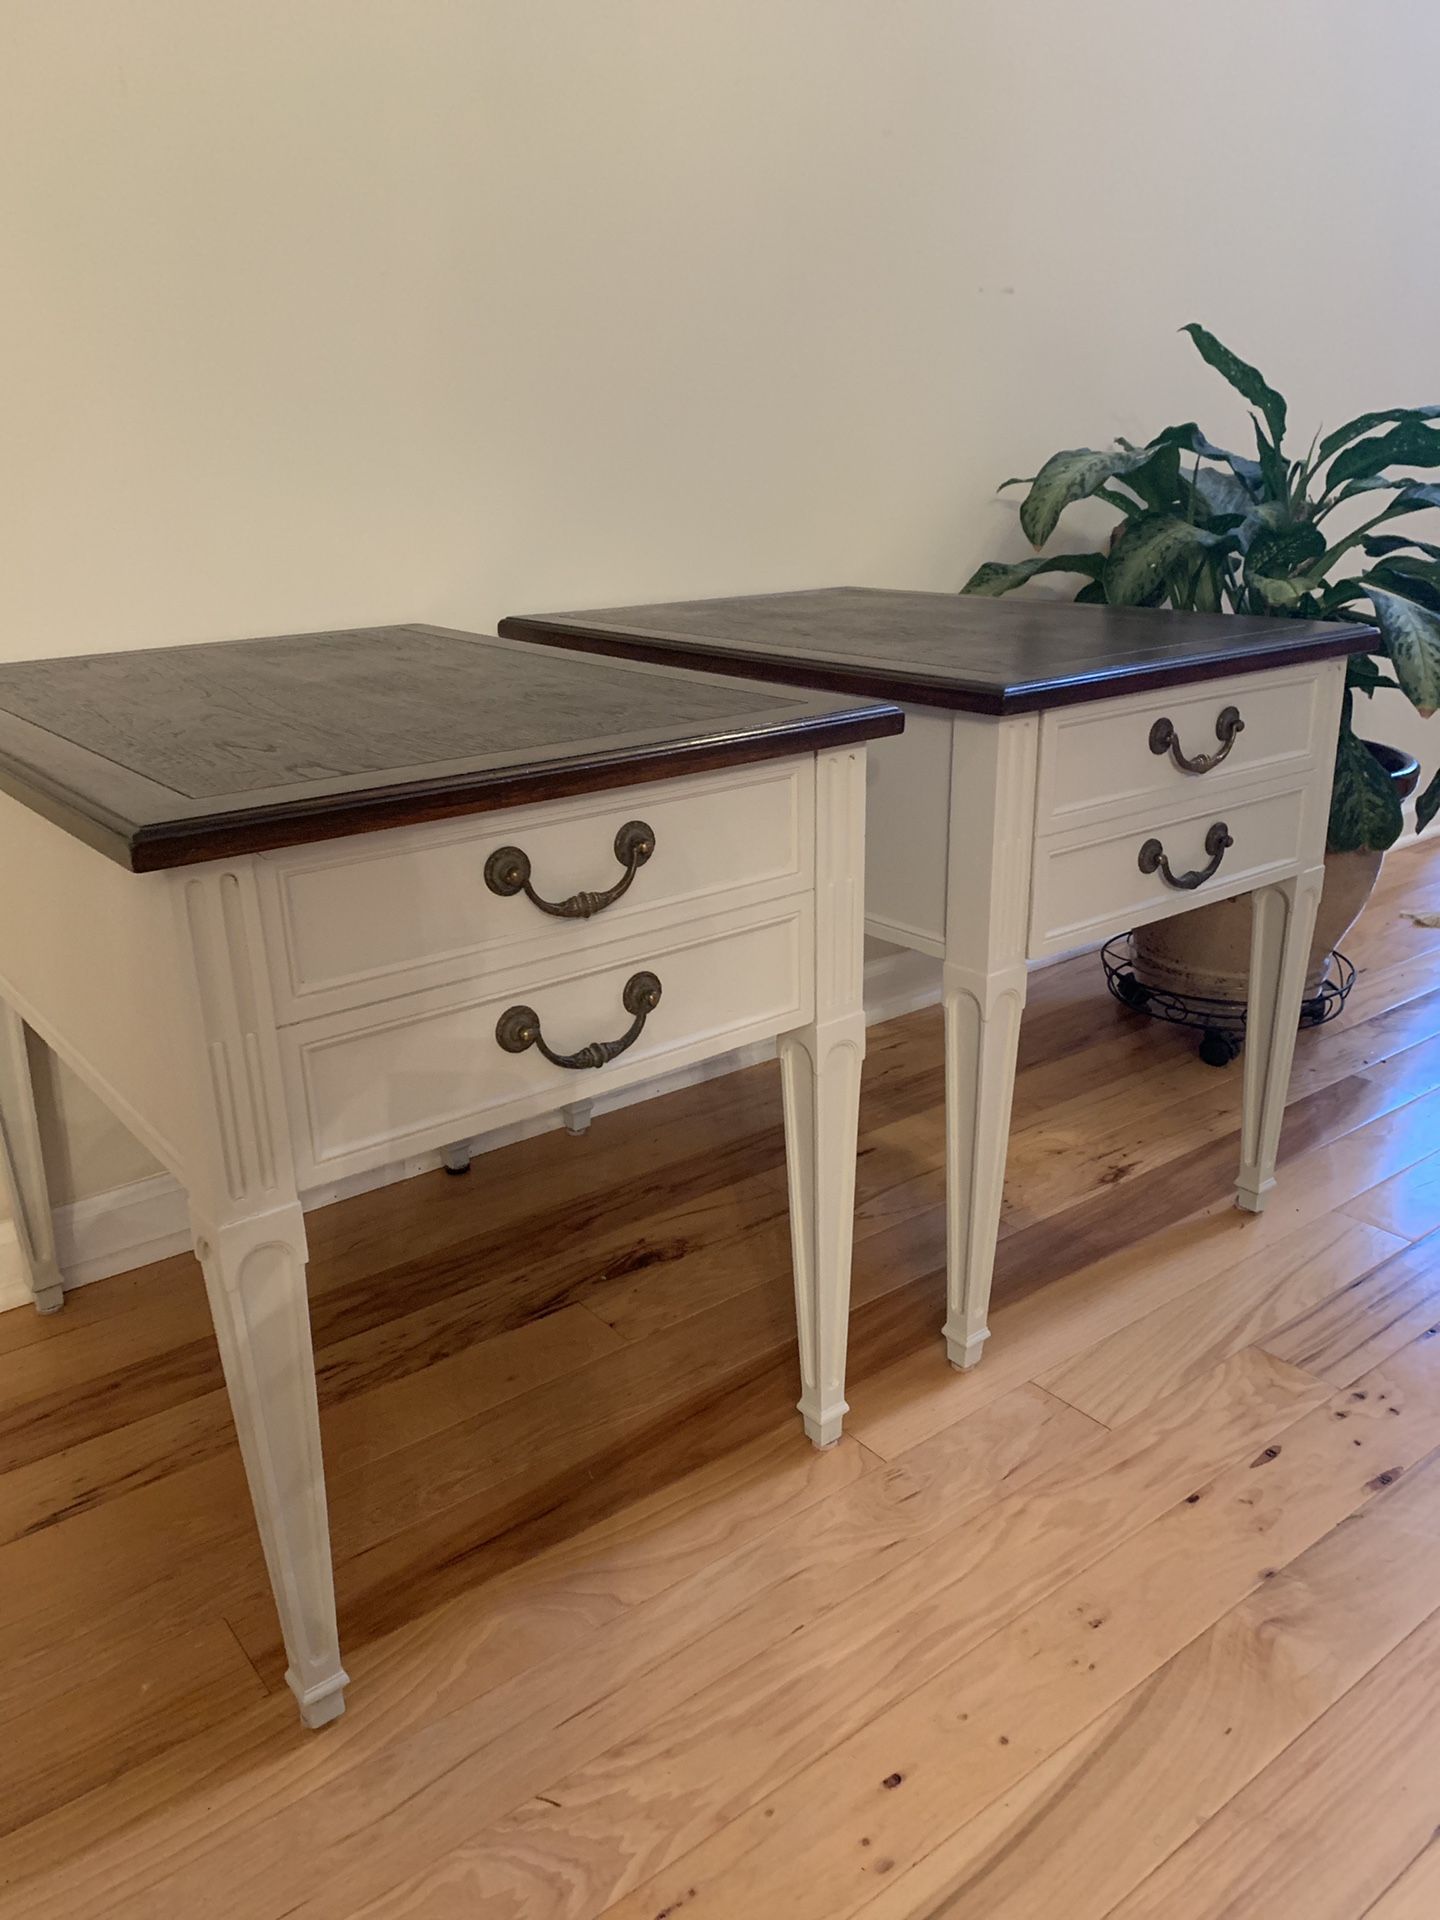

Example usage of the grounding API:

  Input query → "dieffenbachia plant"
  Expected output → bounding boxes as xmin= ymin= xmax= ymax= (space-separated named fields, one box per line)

xmin=962 ymin=324 xmax=1440 ymax=852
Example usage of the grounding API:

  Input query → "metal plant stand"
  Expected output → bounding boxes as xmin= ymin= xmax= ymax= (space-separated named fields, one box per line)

xmin=1102 ymin=934 xmax=1356 ymax=1067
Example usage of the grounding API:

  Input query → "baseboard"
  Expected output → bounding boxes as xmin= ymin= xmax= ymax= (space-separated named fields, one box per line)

xmin=0 ymin=942 xmax=951 ymax=1306
xmin=0 ymin=1219 xmax=28 ymax=1314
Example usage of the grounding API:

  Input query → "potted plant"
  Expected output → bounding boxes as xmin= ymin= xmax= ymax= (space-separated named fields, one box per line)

xmin=963 ymin=324 xmax=1438 ymax=1017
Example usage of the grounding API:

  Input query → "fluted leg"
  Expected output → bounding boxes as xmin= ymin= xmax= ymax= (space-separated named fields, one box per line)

xmin=779 ymin=1019 xmax=865 ymax=1446
xmin=0 ymin=1002 xmax=64 ymax=1314
xmin=194 ymin=1203 xmax=347 ymax=1726
xmin=1236 ymin=872 xmax=1323 ymax=1214
xmin=942 ymin=961 xmax=1026 ymax=1369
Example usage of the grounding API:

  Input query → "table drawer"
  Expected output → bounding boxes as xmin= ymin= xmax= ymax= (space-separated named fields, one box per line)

xmin=1028 ymin=782 xmax=1312 ymax=957
xmin=1035 ymin=668 xmax=1328 ymax=834
xmin=259 ymin=762 xmax=810 ymax=1019
xmin=280 ymin=903 xmax=809 ymax=1184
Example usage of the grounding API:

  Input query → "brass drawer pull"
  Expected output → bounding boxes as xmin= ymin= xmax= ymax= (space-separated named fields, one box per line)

xmin=1138 ymin=821 xmax=1233 ymax=891
xmin=1148 ymin=705 xmax=1244 ymax=774
xmin=495 ymin=970 xmax=662 ymax=1070
xmin=484 ymin=820 xmax=655 ymax=919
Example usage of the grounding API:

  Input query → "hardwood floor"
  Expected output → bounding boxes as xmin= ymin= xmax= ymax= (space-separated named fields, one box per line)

xmin=4 ymin=845 xmax=1440 ymax=1919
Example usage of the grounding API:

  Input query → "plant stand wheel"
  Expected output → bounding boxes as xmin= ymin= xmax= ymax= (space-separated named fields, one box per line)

xmin=1101 ymin=935 xmax=1356 ymax=1067
xmin=1199 ymin=1028 xmax=1242 ymax=1068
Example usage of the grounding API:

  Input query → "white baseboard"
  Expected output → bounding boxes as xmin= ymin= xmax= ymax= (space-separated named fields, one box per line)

xmin=0 ymin=943 xmax=948 ymax=1310
xmin=0 ymin=1219 xmax=27 ymax=1314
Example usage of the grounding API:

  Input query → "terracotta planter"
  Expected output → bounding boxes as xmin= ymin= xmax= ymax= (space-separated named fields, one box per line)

xmin=1130 ymin=740 xmax=1420 ymax=1008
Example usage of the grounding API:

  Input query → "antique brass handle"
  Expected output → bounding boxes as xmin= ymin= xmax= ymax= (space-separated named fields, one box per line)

xmin=1148 ymin=705 xmax=1244 ymax=774
xmin=484 ymin=820 xmax=655 ymax=919
xmin=1137 ymin=821 xmax=1233 ymax=891
xmin=494 ymin=971 xmax=662 ymax=1070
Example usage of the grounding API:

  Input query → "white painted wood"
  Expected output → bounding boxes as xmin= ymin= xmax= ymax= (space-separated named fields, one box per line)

xmin=861 ymin=706 xmax=953 ymax=955
xmin=939 ymin=712 xmax=1038 ymax=1370
xmin=0 ymin=743 xmax=873 ymax=1721
xmin=0 ymin=936 xmax=952 ymax=1310
xmin=1034 ymin=665 xmax=1325 ymax=833
xmin=194 ymin=1206 xmax=346 ymax=1727
xmin=279 ymin=901 xmax=809 ymax=1186
xmin=0 ymin=1003 xmax=65 ymax=1312
xmin=1027 ymin=779 xmax=1309 ymax=958
xmin=257 ymin=761 xmax=811 ymax=1022
xmin=1235 ymin=659 xmax=1343 ymax=1213
xmin=171 ymin=860 xmax=347 ymax=1728
xmin=0 ymin=794 xmax=196 ymax=1185
xmin=780 ymin=746 xmax=867 ymax=1446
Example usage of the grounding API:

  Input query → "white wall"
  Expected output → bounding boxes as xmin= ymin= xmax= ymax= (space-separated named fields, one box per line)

xmin=5 ymin=0 xmax=1440 ymax=1204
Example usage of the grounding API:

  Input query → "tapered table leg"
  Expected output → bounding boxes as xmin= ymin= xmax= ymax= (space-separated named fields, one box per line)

xmin=780 ymin=1021 xmax=864 ymax=1446
xmin=781 ymin=743 xmax=868 ymax=1447
xmin=193 ymin=1203 xmax=348 ymax=1726
xmin=939 ymin=712 xmax=1038 ymax=1369
xmin=942 ymin=961 xmax=1026 ymax=1368
xmin=1236 ymin=872 xmax=1323 ymax=1213
xmin=176 ymin=862 xmax=346 ymax=1726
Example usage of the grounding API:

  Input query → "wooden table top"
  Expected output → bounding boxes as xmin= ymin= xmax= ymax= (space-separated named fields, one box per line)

xmin=0 ymin=623 xmax=902 ymax=871
xmin=499 ymin=587 xmax=1376 ymax=715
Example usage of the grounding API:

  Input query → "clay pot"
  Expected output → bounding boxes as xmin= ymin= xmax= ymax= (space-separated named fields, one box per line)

xmin=1130 ymin=740 xmax=1420 ymax=1008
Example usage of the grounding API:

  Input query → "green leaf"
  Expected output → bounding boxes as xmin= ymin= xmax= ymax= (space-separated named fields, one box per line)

xmin=1317 ymin=406 xmax=1440 ymax=464
xmin=1119 ymin=440 xmax=1183 ymax=514
xmin=1365 ymin=585 xmax=1440 ymax=713
xmin=1417 ymin=766 xmax=1440 ymax=834
xmin=1328 ymin=718 xmax=1405 ymax=853
xmin=1188 ymin=462 xmax=1259 ymax=522
xmin=1393 ymin=484 xmax=1440 ymax=514
xmin=1252 ymin=574 xmax=1323 ymax=610
xmin=1346 ymin=654 xmax=1391 ymax=696
xmin=1318 ymin=576 xmax=1370 ymax=615
xmin=1074 ymin=580 xmax=1108 ymax=604
xmin=1017 ymin=447 xmax=1158 ymax=546
xmin=1328 ymin=418 xmax=1440 ymax=488
xmin=1101 ymin=513 xmax=1224 ymax=606
xmin=961 ymin=553 xmax=1105 ymax=597
xmin=1363 ymin=535 xmax=1440 ymax=561
xmin=1367 ymin=557 xmax=1440 ymax=616
xmin=1246 ymin=521 xmax=1326 ymax=580
xmin=1182 ymin=324 xmax=1288 ymax=452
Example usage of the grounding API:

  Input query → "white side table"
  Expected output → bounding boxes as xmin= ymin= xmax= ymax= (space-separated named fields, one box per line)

xmin=501 ymin=587 xmax=1368 ymax=1369
xmin=0 ymin=623 xmax=900 ymax=1723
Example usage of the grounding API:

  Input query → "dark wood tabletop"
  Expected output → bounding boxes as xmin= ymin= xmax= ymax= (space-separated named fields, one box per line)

xmin=0 ymin=623 xmax=902 ymax=871
xmin=498 ymin=587 xmax=1376 ymax=716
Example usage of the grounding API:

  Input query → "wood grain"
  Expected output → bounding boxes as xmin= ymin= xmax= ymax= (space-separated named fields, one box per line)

xmin=499 ymin=586 xmax=1373 ymax=715
xmin=0 ymin=625 xmax=900 ymax=868
xmin=4 ymin=839 xmax=1440 ymax=1918
xmin=843 ymin=1430 xmax=1440 ymax=1920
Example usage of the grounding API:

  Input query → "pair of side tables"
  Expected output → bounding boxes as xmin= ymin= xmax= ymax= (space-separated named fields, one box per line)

xmin=0 ymin=590 xmax=1367 ymax=1724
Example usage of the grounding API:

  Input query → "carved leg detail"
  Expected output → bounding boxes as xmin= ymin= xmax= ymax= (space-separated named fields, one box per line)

xmin=1237 ymin=873 xmax=1322 ymax=1214
xmin=779 ymin=1018 xmax=865 ymax=1447
xmin=0 ymin=1003 xmax=64 ymax=1314
xmin=194 ymin=1203 xmax=348 ymax=1727
xmin=942 ymin=962 xmax=1026 ymax=1370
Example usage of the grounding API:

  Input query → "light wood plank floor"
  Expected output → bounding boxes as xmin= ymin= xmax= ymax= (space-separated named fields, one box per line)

xmin=5 ymin=843 xmax=1440 ymax=1919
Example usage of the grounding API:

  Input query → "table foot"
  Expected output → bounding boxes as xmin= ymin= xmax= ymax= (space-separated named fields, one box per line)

xmin=1234 ymin=1177 xmax=1275 ymax=1215
xmin=291 ymin=1666 xmax=349 ymax=1729
xmin=800 ymin=1399 xmax=848 ymax=1449
xmin=945 ymin=1324 xmax=990 ymax=1371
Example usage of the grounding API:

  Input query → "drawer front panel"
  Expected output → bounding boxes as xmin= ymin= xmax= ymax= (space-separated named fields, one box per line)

xmin=1036 ymin=669 xmax=1326 ymax=833
xmin=282 ymin=906 xmax=808 ymax=1183
xmin=261 ymin=763 xmax=809 ymax=1019
xmin=1029 ymin=784 xmax=1309 ymax=957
